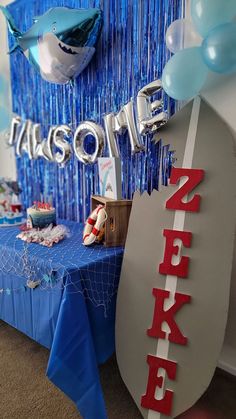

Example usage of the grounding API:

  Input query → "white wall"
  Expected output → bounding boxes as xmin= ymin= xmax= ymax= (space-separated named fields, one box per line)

xmin=0 ymin=0 xmax=16 ymax=179
xmin=202 ymin=73 xmax=236 ymax=134
xmin=185 ymin=0 xmax=236 ymax=374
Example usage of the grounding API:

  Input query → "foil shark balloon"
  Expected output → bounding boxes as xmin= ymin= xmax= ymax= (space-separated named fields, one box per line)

xmin=0 ymin=6 xmax=103 ymax=84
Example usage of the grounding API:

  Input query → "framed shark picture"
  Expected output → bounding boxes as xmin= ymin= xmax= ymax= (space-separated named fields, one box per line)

xmin=98 ymin=157 xmax=122 ymax=200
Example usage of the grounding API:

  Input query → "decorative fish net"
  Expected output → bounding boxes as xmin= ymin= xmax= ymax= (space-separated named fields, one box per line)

xmin=0 ymin=222 xmax=123 ymax=314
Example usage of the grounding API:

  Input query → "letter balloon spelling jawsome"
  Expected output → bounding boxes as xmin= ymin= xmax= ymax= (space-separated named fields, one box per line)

xmin=0 ymin=6 xmax=103 ymax=84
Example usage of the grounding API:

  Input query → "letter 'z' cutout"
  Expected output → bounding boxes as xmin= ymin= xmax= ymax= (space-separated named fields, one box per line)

xmin=147 ymin=288 xmax=191 ymax=345
xmin=141 ymin=355 xmax=177 ymax=415
xmin=159 ymin=229 xmax=192 ymax=278
xmin=166 ymin=168 xmax=205 ymax=212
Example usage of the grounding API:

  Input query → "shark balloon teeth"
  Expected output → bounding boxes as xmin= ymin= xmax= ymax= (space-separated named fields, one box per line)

xmin=58 ymin=43 xmax=78 ymax=55
xmin=0 ymin=6 xmax=103 ymax=84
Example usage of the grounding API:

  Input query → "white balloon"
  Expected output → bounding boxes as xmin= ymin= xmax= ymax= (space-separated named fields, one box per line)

xmin=166 ymin=18 xmax=202 ymax=54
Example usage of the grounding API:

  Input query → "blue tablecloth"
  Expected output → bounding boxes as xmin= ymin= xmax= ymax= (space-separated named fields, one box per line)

xmin=0 ymin=221 xmax=124 ymax=419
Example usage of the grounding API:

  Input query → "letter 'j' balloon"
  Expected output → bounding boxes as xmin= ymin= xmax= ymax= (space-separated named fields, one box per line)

xmin=191 ymin=0 xmax=236 ymax=38
xmin=162 ymin=47 xmax=208 ymax=101
xmin=0 ymin=6 xmax=103 ymax=84
xmin=202 ymin=22 xmax=236 ymax=74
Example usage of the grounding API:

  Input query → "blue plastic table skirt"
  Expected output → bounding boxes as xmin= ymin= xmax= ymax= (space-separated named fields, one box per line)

xmin=0 ymin=221 xmax=124 ymax=419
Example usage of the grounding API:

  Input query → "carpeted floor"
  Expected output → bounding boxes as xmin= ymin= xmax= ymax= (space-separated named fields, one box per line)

xmin=0 ymin=320 xmax=236 ymax=419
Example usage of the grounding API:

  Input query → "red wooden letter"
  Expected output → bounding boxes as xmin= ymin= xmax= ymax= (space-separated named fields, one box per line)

xmin=147 ymin=288 xmax=191 ymax=345
xmin=141 ymin=355 xmax=177 ymax=415
xmin=166 ymin=168 xmax=205 ymax=212
xmin=159 ymin=229 xmax=192 ymax=278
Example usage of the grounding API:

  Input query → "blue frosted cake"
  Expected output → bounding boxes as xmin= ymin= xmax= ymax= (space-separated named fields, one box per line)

xmin=27 ymin=203 xmax=56 ymax=229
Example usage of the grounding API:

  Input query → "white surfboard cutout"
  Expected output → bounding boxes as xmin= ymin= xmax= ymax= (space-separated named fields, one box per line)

xmin=116 ymin=98 xmax=236 ymax=419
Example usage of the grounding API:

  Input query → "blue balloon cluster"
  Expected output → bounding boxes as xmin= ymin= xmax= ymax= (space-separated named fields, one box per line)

xmin=0 ymin=75 xmax=11 ymax=132
xmin=162 ymin=0 xmax=236 ymax=100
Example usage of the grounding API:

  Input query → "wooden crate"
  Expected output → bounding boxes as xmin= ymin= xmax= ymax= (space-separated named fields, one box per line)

xmin=91 ymin=195 xmax=132 ymax=247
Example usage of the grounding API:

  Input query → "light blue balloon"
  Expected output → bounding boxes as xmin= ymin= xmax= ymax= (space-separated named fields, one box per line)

xmin=191 ymin=0 xmax=236 ymax=38
xmin=0 ymin=106 xmax=11 ymax=132
xmin=162 ymin=47 xmax=208 ymax=101
xmin=202 ymin=22 xmax=236 ymax=74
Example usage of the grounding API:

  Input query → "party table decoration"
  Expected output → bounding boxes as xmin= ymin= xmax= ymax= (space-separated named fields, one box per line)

xmin=0 ymin=6 xmax=103 ymax=84
xmin=83 ymin=204 xmax=107 ymax=246
xmin=98 ymin=157 xmax=122 ymax=200
xmin=27 ymin=201 xmax=56 ymax=228
xmin=91 ymin=195 xmax=132 ymax=247
xmin=17 ymin=224 xmax=69 ymax=247
xmin=0 ymin=212 xmax=24 ymax=227
xmin=0 ymin=221 xmax=124 ymax=419
xmin=0 ymin=178 xmax=23 ymax=226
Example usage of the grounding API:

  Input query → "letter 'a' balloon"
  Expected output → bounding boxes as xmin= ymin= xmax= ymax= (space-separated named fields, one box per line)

xmin=202 ymin=22 xmax=236 ymax=74
xmin=162 ymin=47 xmax=208 ymax=100
xmin=0 ymin=6 xmax=103 ymax=84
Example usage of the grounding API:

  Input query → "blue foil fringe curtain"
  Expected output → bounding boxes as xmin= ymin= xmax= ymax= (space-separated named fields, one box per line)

xmin=8 ymin=0 xmax=184 ymax=222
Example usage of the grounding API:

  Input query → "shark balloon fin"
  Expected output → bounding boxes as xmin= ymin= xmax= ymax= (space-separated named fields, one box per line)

xmin=0 ymin=6 xmax=22 ymax=40
xmin=8 ymin=43 xmax=22 ymax=55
